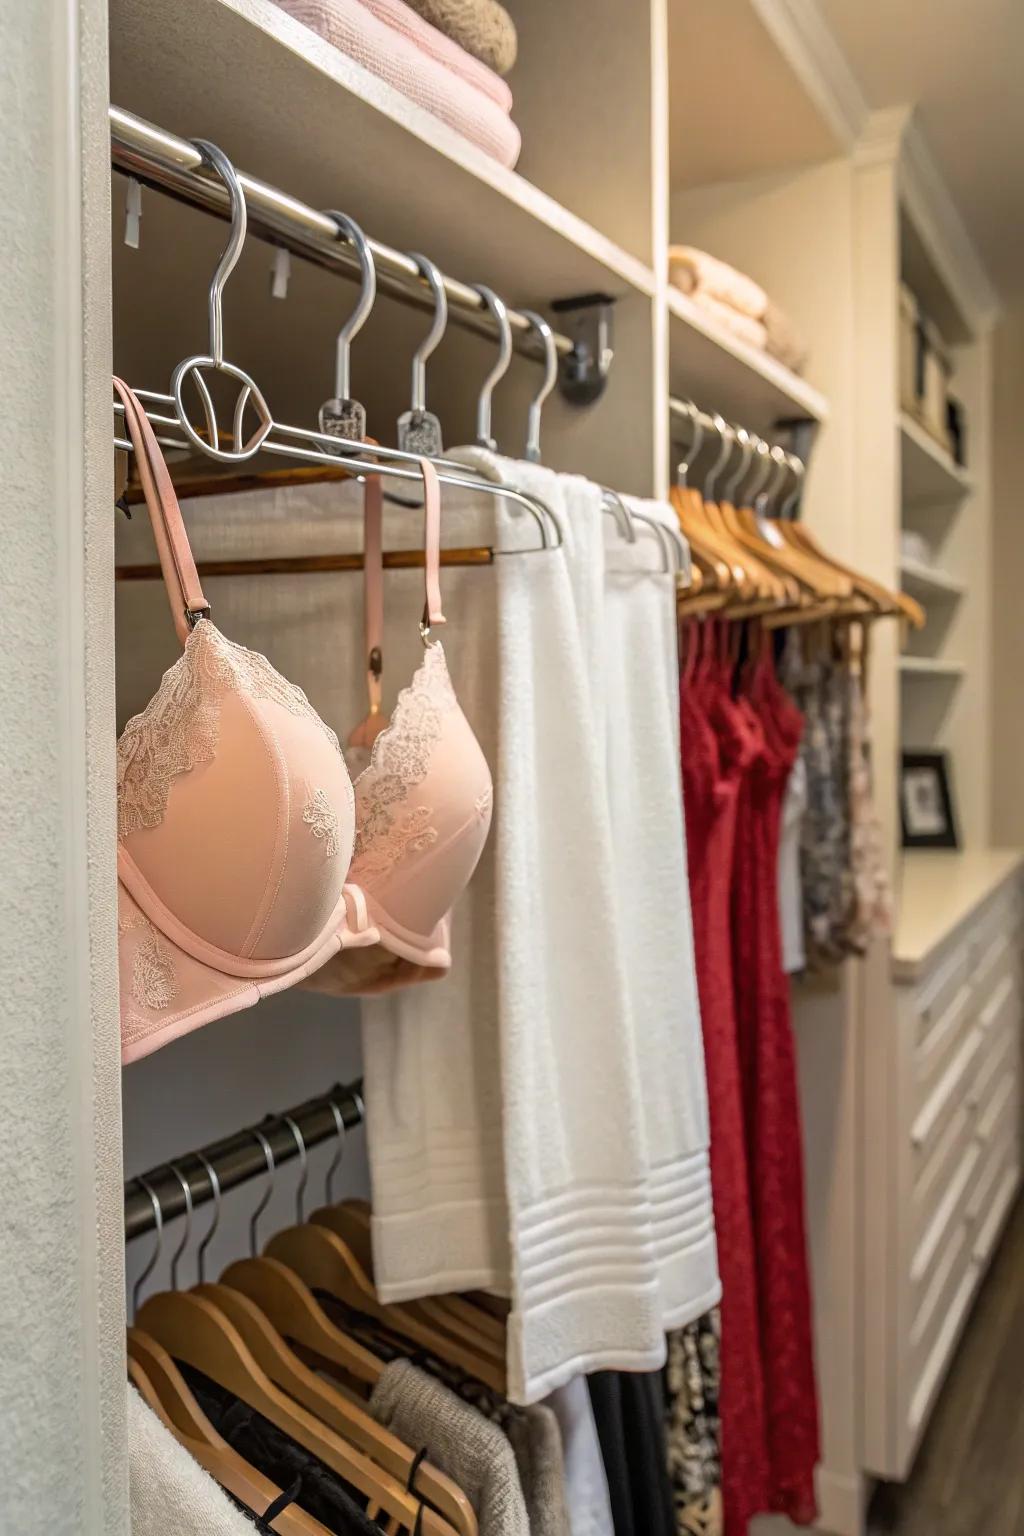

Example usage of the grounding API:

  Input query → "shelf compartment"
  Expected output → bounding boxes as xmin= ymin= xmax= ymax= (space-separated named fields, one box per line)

xmin=899 ymin=656 xmax=966 ymax=680
xmin=108 ymin=0 xmax=656 ymax=309
xmin=899 ymin=558 xmax=966 ymax=603
xmin=667 ymin=287 xmax=828 ymax=436
xmin=900 ymin=412 xmax=973 ymax=507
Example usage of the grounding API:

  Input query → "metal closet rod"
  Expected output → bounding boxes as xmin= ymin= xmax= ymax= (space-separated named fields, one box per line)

xmin=109 ymin=105 xmax=573 ymax=363
xmin=123 ymin=1079 xmax=364 ymax=1241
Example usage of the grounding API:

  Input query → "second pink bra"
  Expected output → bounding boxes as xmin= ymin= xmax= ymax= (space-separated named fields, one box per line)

xmin=114 ymin=380 xmax=492 ymax=1062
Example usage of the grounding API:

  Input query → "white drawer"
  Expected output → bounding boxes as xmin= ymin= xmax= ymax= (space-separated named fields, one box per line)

xmin=913 ymin=1098 xmax=974 ymax=1242
xmin=910 ymin=1135 xmax=982 ymax=1300
xmin=911 ymin=1023 xmax=984 ymax=1160
xmin=968 ymin=1006 xmax=1019 ymax=1118
xmin=914 ymin=979 xmax=974 ymax=1110
xmin=913 ymin=943 xmax=970 ymax=1047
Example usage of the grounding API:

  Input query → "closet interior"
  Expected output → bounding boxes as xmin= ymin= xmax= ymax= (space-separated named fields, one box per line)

xmin=7 ymin=1 xmax=1023 ymax=1535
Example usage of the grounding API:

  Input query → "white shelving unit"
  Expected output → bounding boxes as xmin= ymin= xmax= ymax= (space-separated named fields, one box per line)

xmin=900 ymin=410 xmax=973 ymax=506
xmin=899 ymin=655 xmax=966 ymax=679
xmin=898 ymin=557 xmax=965 ymax=601
xmin=667 ymin=286 xmax=828 ymax=435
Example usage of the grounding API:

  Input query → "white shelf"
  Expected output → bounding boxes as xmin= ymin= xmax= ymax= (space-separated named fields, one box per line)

xmin=109 ymin=0 xmax=656 ymax=308
xmin=899 ymin=558 xmax=965 ymax=602
xmin=667 ymin=287 xmax=829 ymax=435
xmin=899 ymin=656 xmax=966 ymax=680
xmin=900 ymin=412 xmax=972 ymax=507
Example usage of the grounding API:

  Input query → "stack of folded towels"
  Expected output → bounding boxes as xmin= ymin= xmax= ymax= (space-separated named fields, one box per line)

xmin=668 ymin=245 xmax=809 ymax=375
xmin=273 ymin=0 xmax=521 ymax=168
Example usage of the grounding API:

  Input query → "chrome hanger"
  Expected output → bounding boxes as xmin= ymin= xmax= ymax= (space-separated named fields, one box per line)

xmin=319 ymin=210 xmax=376 ymax=443
xmin=674 ymin=400 xmax=704 ymax=487
xmin=132 ymin=1176 xmax=164 ymax=1318
xmin=703 ymin=414 xmax=735 ymax=503
xmin=520 ymin=310 xmax=557 ymax=463
xmin=602 ymin=487 xmax=637 ymax=543
xmin=282 ymin=1115 xmax=309 ymax=1225
xmin=248 ymin=1127 xmax=276 ymax=1257
xmin=168 ymin=1163 xmax=194 ymax=1292
xmin=324 ymin=1099 xmax=347 ymax=1207
xmin=473 ymin=285 xmax=513 ymax=451
xmin=171 ymin=140 xmax=272 ymax=463
xmin=757 ymin=445 xmax=790 ymax=516
xmin=195 ymin=1152 xmax=222 ymax=1286
xmin=397 ymin=252 xmax=448 ymax=456
xmin=723 ymin=426 xmax=754 ymax=503
xmin=781 ymin=452 xmax=805 ymax=520
xmin=745 ymin=437 xmax=774 ymax=507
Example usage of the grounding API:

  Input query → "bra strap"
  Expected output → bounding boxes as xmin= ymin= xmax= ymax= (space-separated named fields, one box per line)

xmin=113 ymin=378 xmax=211 ymax=647
xmin=360 ymin=455 xmax=446 ymax=714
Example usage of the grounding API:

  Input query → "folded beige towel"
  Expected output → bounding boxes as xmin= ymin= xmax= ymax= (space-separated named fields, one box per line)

xmin=764 ymin=300 xmax=808 ymax=375
xmin=668 ymin=245 xmax=768 ymax=320
xmin=690 ymin=290 xmax=768 ymax=353
xmin=402 ymin=0 xmax=517 ymax=73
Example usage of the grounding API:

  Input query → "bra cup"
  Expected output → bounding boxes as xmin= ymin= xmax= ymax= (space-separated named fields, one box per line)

xmin=123 ymin=691 xmax=354 ymax=961
xmin=352 ymin=702 xmax=492 ymax=941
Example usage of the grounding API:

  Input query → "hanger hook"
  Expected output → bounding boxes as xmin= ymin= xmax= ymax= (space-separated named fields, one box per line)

xmin=248 ymin=1126 xmax=276 ymax=1257
xmin=675 ymin=400 xmax=704 ymax=487
xmin=746 ymin=438 xmax=774 ymax=505
xmin=194 ymin=1151 xmax=222 ymax=1286
xmin=191 ymin=139 xmax=247 ymax=368
xmin=324 ymin=211 xmax=377 ymax=406
xmin=704 ymin=414 xmax=735 ymax=502
xmin=781 ymin=452 xmax=806 ymax=519
xmin=520 ymin=310 xmax=557 ymax=463
xmin=167 ymin=1163 xmax=194 ymax=1293
xmin=407 ymin=252 xmax=448 ymax=414
xmin=131 ymin=1176 xmax=164 ymax=1318
xmin=324 ymin=1098 xmax=347 ymax=1207
xmin=723 ymin=426 xmax=753 ymax=503
xmin=762 ymin=444 xmax=790 ymax=514
xmin=472 ymin=284 xmax=513 ymax=450
xmin=282 ymin=1114 xmax=309 ymax=1225
xmin=601 ymin=488 xmax=638 ymax=544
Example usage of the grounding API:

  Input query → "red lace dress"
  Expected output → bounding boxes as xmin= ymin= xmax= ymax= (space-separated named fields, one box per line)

xmin=731 ymin=652 xmax=820 ymax=1525
xmin=680 ymin=657 xmax=770 ymax=1536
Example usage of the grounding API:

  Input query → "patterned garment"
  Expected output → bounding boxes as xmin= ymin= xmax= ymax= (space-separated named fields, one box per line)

xmin=844 ymin=657 xmax=892 ymax=952
xmin=782 ymin=634 xmax=848 ymax=968
xmin=664 ymin=1313 xmax=723 ymax=1536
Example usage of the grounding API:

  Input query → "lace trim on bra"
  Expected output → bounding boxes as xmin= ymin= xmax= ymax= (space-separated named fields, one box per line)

xmin=349 ymin=642 xmax=458 ymax=881
xmin=116 ymin=620 xmax=341 ymax=841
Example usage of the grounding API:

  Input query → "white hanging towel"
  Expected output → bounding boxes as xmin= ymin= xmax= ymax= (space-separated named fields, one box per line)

xmin=599 ymin=494 xmax=719 ymax=1327
xmin=127 ymin=1387 xmax=258 ymax=1536
xmin=544 ymin=1378 xmax=615 ymax=1536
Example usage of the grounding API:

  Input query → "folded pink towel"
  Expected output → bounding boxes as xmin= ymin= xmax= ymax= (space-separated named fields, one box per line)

xmin=355 ymin=0 xmax=513 ymax=111
xmin=401 ymin=0 xmax=517 ymax=75
xmin=273 ymin=0 xmax=521 ymax=168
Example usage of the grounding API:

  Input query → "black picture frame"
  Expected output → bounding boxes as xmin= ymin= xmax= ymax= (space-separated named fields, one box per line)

xmin=900 ymin=750 xmax=959 ymax=849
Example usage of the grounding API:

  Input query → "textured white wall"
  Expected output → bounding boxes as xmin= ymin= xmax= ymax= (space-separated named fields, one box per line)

xmin=0 ymin=2 xmax=127 ymax=1530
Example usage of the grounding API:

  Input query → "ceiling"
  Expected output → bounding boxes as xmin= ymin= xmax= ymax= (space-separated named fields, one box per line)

xmin=819 ymin=0 xmax=1024 ymax=302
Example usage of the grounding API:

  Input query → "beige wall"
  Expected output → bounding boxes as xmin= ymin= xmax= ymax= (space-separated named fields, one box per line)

xmin=991 ymin=305 xmax=1024 ymax=846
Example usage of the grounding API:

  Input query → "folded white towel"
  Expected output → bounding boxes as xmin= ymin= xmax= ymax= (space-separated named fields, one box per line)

xmin=689 ymin=290 xmax=769 ymax=353
xmin=668 ymin=246 xmax=768 ymax=319
xmin=128 ymin=1387 xmax=257 ymax=1536
xmin=608 ymin=495 xmax=720 ymax=1328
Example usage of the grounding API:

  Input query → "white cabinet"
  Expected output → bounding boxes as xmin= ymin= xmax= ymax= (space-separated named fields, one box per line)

xmin=864 ymin=859 xmax=1023 ymax=1481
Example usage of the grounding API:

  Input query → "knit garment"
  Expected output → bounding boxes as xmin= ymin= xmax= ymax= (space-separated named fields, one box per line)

xmin=355 ymin=0 xmax=513 ymax=107
xmin=400 ymin=0 xmax=517 ymax=73
xmin=504 ymin=1406 xmax=572 ymax=1536
xmin=371 ymin=1359 xmax=530 ymax=1536
xmin=127 ymin=1387 xmax=257 ymax=1536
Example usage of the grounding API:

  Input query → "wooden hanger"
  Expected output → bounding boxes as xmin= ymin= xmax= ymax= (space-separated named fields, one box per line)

xmin=670 ymin=484 xmax=752 ymax=598
xmin=265 ymin=1223 xmax=507 ymax=1395
xmin=127 ymin=1329 xmax=330 ymax=1536
xmin=310 ymin=1202 xmax=506 ymax=1365
xmin=195 ymin=1282 xmax=478 ymax=1536
xmin=137 ymin=1290 xmax=460 ymax=1536
xmin=123 ymin=461 xmax=361 ymax=507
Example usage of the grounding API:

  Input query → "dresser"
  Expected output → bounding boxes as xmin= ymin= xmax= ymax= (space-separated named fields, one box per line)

xmin=862 ymin=850 xmax=1023 ymax=1481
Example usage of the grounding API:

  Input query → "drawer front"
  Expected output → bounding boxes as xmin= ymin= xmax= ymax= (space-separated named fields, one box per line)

xmin=913 ymin=943 xmax=970 ymax=1048
xmin=914 ymin=979 xmax=974 ymax=1111
xmin=911 ymin=1022 xmax=984 ymax=1160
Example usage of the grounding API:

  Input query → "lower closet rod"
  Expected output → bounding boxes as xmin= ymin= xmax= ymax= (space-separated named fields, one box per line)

xmin=109 ymin=105 xmax=573 ymax=364
xmin=124 ymin=1079 xmax=364 ymax=1241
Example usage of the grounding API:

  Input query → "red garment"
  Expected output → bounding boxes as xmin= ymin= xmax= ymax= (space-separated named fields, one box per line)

xmin=732 ymin=652 xmax=820 ymax=1524
xmin=679 ymin=657 xmax=770 ymax=1536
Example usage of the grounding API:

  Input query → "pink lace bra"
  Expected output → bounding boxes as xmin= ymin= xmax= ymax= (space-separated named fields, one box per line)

xmin=114 ymin=380 xmax=492 ymax=1062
